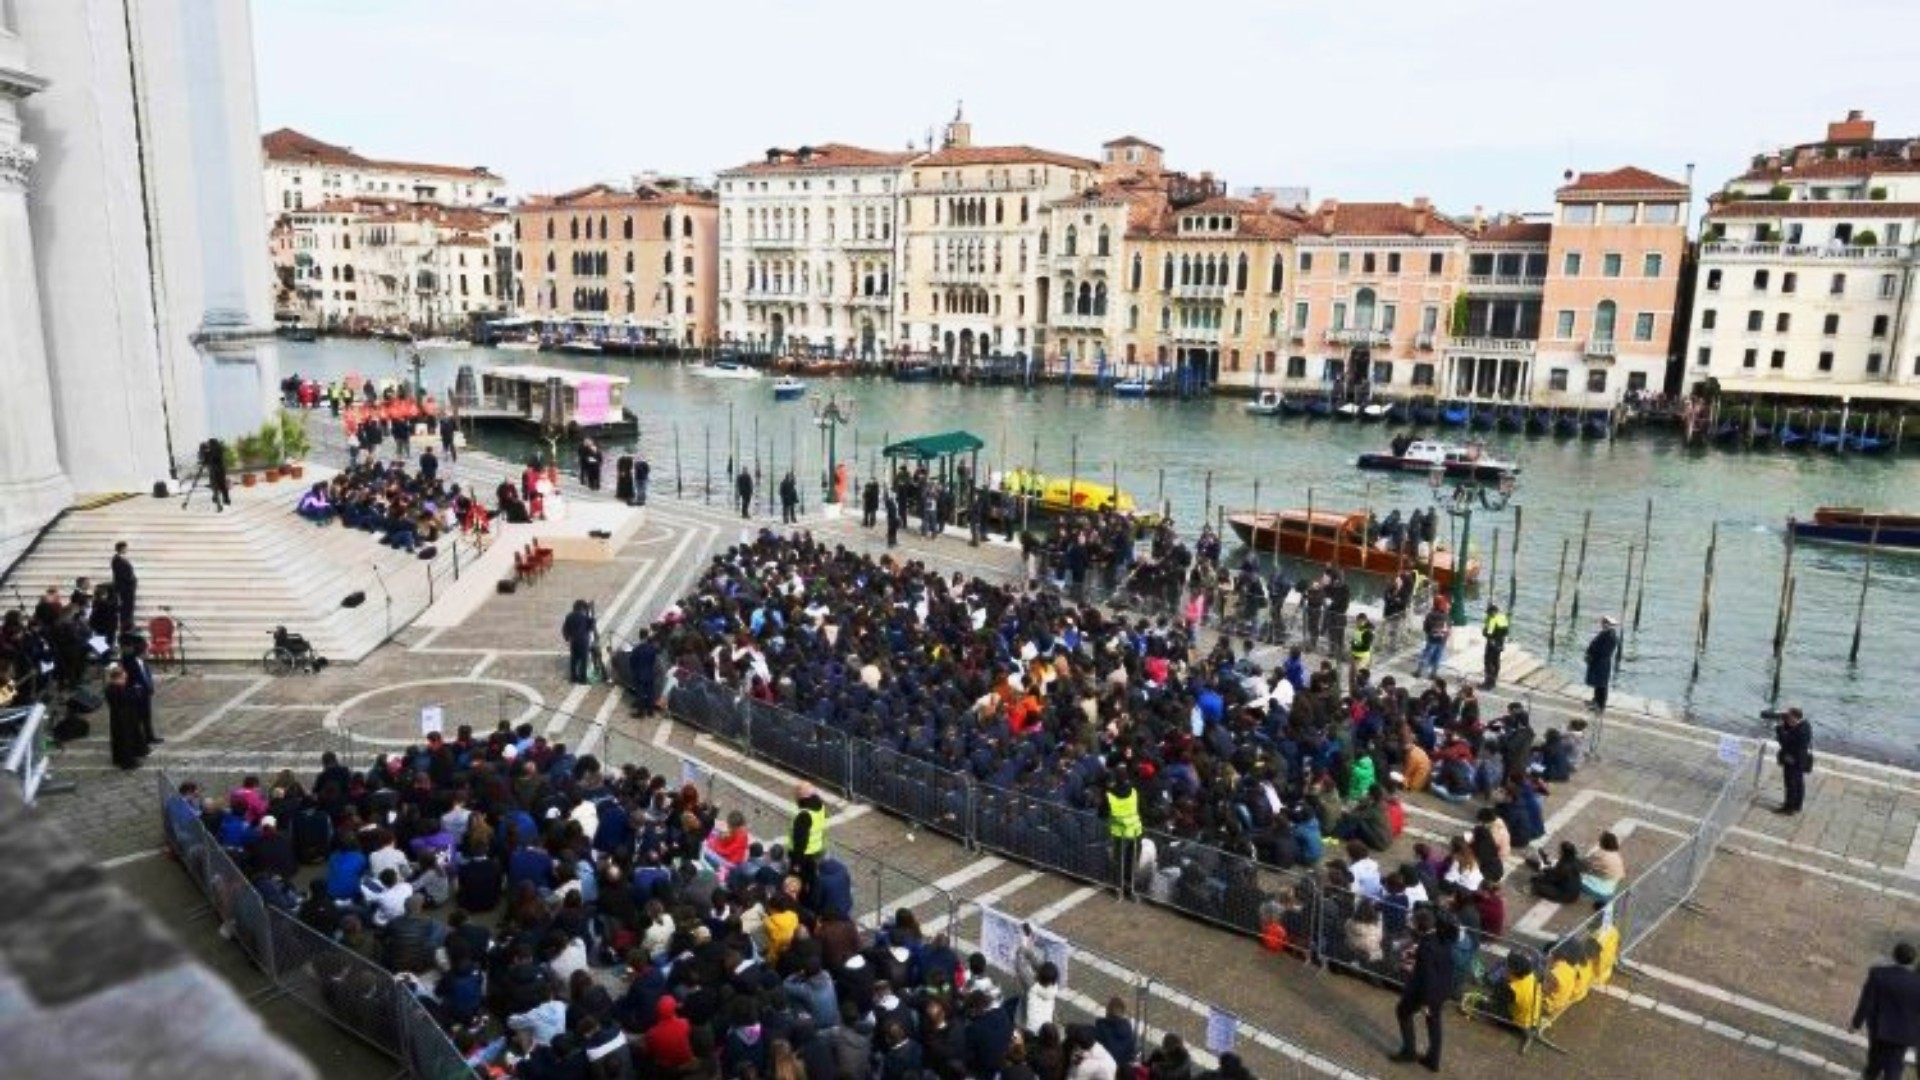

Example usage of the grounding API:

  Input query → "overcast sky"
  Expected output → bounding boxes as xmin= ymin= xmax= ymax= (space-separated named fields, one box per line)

xmin=254 ymin=0 xmax=1920 ymax=218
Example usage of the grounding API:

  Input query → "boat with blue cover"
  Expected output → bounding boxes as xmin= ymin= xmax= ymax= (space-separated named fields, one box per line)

xmin=1788 ymin=508 xmax=1920 ymax=552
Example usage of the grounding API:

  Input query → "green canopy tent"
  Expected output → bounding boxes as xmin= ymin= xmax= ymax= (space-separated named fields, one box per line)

xmin=882 ymin=431 xmax=985 ymax=508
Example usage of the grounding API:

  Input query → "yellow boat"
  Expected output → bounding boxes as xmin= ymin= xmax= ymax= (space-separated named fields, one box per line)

xmin=997 ymin=469 xmax=1161 ymax=525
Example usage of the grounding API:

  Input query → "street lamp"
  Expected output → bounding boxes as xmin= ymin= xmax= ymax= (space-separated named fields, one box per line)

xmin=809 ymin=392 xmax=855 ymax=504
xmin=1427 ymin=464 xmax=1517 ymax=627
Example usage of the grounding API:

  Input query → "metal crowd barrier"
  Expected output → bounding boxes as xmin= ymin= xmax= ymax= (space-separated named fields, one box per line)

xmin=155 ymin=771 xmax=466 ymax=1077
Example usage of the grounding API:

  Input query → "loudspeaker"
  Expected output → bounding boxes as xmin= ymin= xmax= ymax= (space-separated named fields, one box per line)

xmin=151 ymin=481 xmax=171 ymax=498
xmin=589 ymin=529 xmax=612 ymax=540
xmin=496 ymin=579 xmax=518 ymax=595
xmin=340 ymin=591 xmax=367 ymax=609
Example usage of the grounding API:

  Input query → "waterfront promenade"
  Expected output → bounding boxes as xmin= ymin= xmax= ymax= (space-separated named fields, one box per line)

xmin=23 ymin=436 xmax=1917 ymax=1078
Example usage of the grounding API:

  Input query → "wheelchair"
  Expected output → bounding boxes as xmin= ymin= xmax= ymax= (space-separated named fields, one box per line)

xmin=262 ymin=626 xmax=328 ymax=676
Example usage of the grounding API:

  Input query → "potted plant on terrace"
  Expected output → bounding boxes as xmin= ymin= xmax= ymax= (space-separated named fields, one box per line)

xmin=278 ymin=410 xmax=312 ymax=480
xmin=235 ymin=432 xmax=264 ymax=486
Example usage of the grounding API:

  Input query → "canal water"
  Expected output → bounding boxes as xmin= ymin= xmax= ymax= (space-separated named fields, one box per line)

xmin=283 ymin=340 xmax=1920 ymax=765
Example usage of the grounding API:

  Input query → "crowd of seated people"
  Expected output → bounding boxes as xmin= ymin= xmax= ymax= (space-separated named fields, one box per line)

xmin=292 ymin=458 xmax=503 ymax=552
xmin=178 ymin=729 xmax=1190 ymax=1079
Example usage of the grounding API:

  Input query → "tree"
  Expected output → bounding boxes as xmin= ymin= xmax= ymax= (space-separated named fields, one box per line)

xmin=1450 ymin=293 xmax=1470 ymax=337
xmin=1852 ymin=229 xmax=1880 ymax=247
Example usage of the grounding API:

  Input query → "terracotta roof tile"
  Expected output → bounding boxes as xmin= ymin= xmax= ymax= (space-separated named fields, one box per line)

xmin=1473 ymin=221 xmax=1553 ymax=244
xmin=1737 ymin=157 xmax=1920 ymax=182
xmin=1707 ymin=200 xmax=1920 ymax=219
xmin=262 ymin=128 xmax=498 ymax=180
xmin=724 ymin=143 xmax=921 ymax=174
xmin=517 ymin=183 xmax=714 ymax=211
xmin=915 ymin=145 xmax=1099 ymax=170
xmin=1555 ymin=166 xmax=1687 ymax=198
xmin=1301 ymin=201 xmax=1465 ymax=239
xmin=1102 ymin=135 xmax=1163 ymax=151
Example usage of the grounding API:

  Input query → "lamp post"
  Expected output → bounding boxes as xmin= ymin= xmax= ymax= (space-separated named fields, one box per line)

xmin=809 ymin=392 xmax=855 ymax=504
xmin=1427 ymin=464 xmax=1517 ymax=627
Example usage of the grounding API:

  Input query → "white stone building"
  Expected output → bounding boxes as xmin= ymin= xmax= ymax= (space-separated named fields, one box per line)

xmin=2 ymin=0 xmax=280 ymax=567
xmin=1689 ymin=112 xmax=1920 ymax=403
xmin=716 ymin=142 xmax=917 ymax=359
xmin=261 ymin=127 xmax=503 ymax=227
xmin=282 ymin=199 xmax=510 ymax=330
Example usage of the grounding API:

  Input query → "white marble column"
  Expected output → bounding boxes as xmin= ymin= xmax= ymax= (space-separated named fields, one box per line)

xmin=0 ymin=35 xmax=74 ymax=569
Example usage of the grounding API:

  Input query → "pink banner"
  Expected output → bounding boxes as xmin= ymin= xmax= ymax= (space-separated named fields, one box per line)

xmin=574 ymin=378 xmax=611 ymax=425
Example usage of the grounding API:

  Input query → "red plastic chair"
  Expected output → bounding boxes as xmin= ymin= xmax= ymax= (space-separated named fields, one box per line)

xmin=147 ymin=615 xmax=177 ymax=663
xmin=513 ymin=551 xmax=535 ymax=585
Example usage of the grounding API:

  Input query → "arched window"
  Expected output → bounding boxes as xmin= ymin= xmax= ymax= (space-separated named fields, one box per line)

xmin=663 ymin=251 xmax=672 ymax=274
xmin=625 ymin=285 xmax=635 ymax=313
xmin=1094 ymin=281 xmax=1108 ymax=316
xmin=545 ymin=219 xmax=554 ymax=240
xmin=1270 ymin=254 xmax=1283 ymax=293
xmin=513 ymin=220 xmax=522 ymax=240
xmin=1076 ymin=282 xmax=1092 ymax=316
xmin=514 ymin=251 xmax=523 ymax=271
xmin=1020 ymin=197 xmax=1029 ymax=223
xmin=1354 ymin=287 xmax=1377 ymax=329
xmin=545 ymin=252 xmax=556 ymax=273
xmin=625 ymin=251 xmax=634 ymax=274
xmin=1128 ymin=304 xmax=1139 ymax=330
xmin=599 ymin=215 xmax=608 ymax=240
xmin=570 ymin=217 xmax=579 ymax=241
xmin=1233 ymin=308 xmax=1243 ymax=335
xmin=1593 ymin=300 xmax=1617 ymax=342
xmin=623 ymin=215 xmax=634 ymax=240
xmin=1131 ymin=253 xmax=1143 ymax=291
xmin=1064 ymin=225 xmax=1077 ymax=256
xmin=1159 ymin=306 xmax=1171 ymax=331
xmin=663 ymin=213 xmax=674 ymax=239
xmin=1180 ymin=256 xmax=1192 ymax=286
xmin=1097 ymin=226 xmax=1110 ymax=257
xmin=1039 ymin=230 xmax=1049 ymax=256
xmin=1235 ymin=253 xmax=1249 ymax=293
xmin=995 ymin=197 xmax=1004 ymax=224
xmin=683 ymin=216 xmax=693 ymax=238
xmin=342 ymin=265 xmax=354 ymax=283
xmin=1267 ymin=309 xmax=1279 ymax=337
xmin=1162 ymin=255 xmax=1173 ymax=290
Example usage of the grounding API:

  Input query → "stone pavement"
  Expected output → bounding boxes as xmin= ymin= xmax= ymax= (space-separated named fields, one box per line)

xmin=24 ymin=486 xmax=1920 ymax=1078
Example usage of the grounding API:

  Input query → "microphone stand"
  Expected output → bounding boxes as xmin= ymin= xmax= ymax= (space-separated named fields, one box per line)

xmin=369 ymin=562 xmax=394 ymax=646
xmin=160 ymin=606 xmax=199 ymax=675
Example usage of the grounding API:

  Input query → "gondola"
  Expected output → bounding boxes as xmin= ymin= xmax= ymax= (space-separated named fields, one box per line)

xmin=1496 ymin=406 xmax=1527 ymax=432
xmin=1777 ymin=424 xmax=1809 ymax=449
xmin=1469 ymin=406 xmax=1497 ymax=431
xmin=1411 ymin=401 xmax=1439 ymax=424
xmin=1441 ymin=402 xmax=1471 ymax=427
xmin=1279 ymin=396 xmax=1308 ymax=416
xmin=1385 ymin=400 xmax=1411 ymax=424
xmin=1583 ymin=414 xmax=1610 ymax=440
xmin=1525 ymin=408 xmax=1552 ymax=436
xmin=1553 ymin=413 xmax=1580 ymax=438
xmin=1304 ymin=398 xmax=1333 ymax=418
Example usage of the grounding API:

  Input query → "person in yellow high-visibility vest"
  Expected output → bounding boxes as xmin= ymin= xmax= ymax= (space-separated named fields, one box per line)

xmin=789 ymin=782 xmax=828 ymax=897
xmin=1102 ymin=773 xmax=1144 ymax=899
xmin=1482 ymin=602 xmax=1511 ymax=690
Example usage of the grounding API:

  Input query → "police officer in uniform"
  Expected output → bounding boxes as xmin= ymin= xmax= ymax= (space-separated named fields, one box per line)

xmin=1102 ymin=772 xmax=1144 ymax=900
xmin=1482 ymin=602 xmax=1511 ymax=689
xmin=789 ymin=782 xmax=829 ymax=894
xmin=1349 ymin=612 xmax=1375 ymax=693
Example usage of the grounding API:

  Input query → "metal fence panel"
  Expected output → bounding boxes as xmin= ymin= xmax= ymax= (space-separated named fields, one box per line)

xmin=1139 ymin=977 xmax=1318 ymax=1080
xmin=742 ymin=697 xmax=849 ymax=792
xmin=266 ymin=906 xmax=408 ymax=1059
xmin=397 ymin=988 xmax=472 ymax=1080
xmin=666 ymin=673 xmax=748 ymax=745
xmin=847 ymin=741 xmax=970 ymax=841
xmin=970 ymin=784 xmax=1115 ymax=888
xmin=1141 ymin=829 xmax=1290 ymax=938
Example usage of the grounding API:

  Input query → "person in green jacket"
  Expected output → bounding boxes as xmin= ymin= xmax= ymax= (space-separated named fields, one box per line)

xmin=1347 ymin=749 xmax=1378 ymax=804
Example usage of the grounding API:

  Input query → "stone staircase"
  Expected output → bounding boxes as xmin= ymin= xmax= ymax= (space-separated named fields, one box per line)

xmin=0 ymin=472 xmax=468 ymax=664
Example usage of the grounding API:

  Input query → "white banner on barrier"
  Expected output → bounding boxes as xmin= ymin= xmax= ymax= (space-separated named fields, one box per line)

xmin=979 ymin=904 xmax=1071 ymax=990
xmin=420 ymin=705 xmax=444 ymax=737
xmin=1206 ymin=1007 xmax=1238 ymax=1054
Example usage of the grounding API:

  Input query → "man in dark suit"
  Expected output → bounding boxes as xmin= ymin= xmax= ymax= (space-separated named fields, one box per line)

xmin=1851 ymin=942 xmax=1920 ymax=1079
xmin=121 ymin=633 xmax=162 ymax=745
xmin=1773 ymin=706 xmax=1814 ymax=815
xmin=1391 ymin=907 xmax=1453 ymax=1071
xmin=111 ymin=541 xmax=137 ymax=633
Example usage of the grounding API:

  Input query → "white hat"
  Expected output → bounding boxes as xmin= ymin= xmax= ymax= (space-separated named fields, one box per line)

xmin=1602 ymin=615 xmax=1618 ymax=627
xmin=260 ymin=815 xmax=277 ymax=830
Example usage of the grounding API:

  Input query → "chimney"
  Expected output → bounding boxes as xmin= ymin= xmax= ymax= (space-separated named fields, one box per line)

xmin=796 ymin=146 xmax=815 ymax=164
xmin=1411 ymin=196 xmax=1431 ymax=237
xmin=1472 ymin=204 xmax=1485 ymax=231
xmin=1251 ymin=191 xmax=1274 ymax=210
xmin=1318 ymin=198 xmax=1338 ymax=236
xmin=1825 ymin=110 xmax=1875 ymax=143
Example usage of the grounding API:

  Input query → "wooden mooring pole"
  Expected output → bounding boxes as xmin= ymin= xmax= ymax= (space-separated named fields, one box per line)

xmin=1772 ymin=529 xmax=1796 ymax=655
xmin=1770 ymin=576 xmax=1797 ymax=704
xmin=1568 ymin=509 xmax=1593 ymax=622
xmin=1507 ymin=504 xmax=1522 ymax=613
xmin=1547 ymin=537 xmax=1570 ymax=658
xmin=1632 ymin=498 xmax=1653 ymax=632
xmin=1690 ymin=522 xmax=1719 ymax=683
xmin=1615 ymin=543 xmax=1634 ymax=678
xmin=1848 ymin=521 xmax=1882 ymax=665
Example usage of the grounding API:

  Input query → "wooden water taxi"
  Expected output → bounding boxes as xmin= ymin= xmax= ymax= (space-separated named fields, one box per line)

xmin=1226 ymin=508 xmax=1477 ymax=589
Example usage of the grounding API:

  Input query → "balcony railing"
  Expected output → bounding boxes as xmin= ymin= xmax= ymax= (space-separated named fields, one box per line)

xmin=1170 ymin=282 xmax=1228 ymax=300
xmin=846 ymin=292 xmax=891 ymax=307
xmin=1325 ymin=328 xmax=1390 ymax=347
xmin=1051 ymin=311 xmax=1107 ymax=330
xmin=743 ymin=287 xmax=808 ymax=301
xmin=1415 ymin=331 xmax=1437 ymax=350
xmin=929 ymin=268 xmax=991 ymax=285
xmin=1288 ymin=328 xmax=1307 ymax=344
xmin=1583 ymin=337 xmax=1618 ymax=360
xmin=747 ymin=235 xmax=802 ymax=250
xmin=1168 ymin=326 xmax=1219 ymax=344
xmin=1700 ymin=241 xmax=1909 ymax=261
xmin=1465 ymin=274 xmax=1546 ymax=289
xmin=839 ymin=235 xmax=892 ymax=250
xmin=1446 ymin=336 xmax=1535 ymax=355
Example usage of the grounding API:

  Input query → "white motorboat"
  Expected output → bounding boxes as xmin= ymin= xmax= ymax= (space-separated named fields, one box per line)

xmin=1112 ymin=379 xmax=1151 ymax=398
xmin=1355 ymin=438 xmax=1519 ymax=481
xmin=497 ymin=334 xmax=541 ymax=352
xmin=1245 ymin=390 xmax=1284 ymax=416
xmin=556 ymin=339 xmax=603 ymax=354
xmin=772 ymin=376 xmax=807 ymax=400
xmin=692 ymin=360 xmax=763 ymax=380
xmin=414 ymin=336 xmax=466 ymax=351
xmin=1361 ymin=403 xmax=1391 ymax=422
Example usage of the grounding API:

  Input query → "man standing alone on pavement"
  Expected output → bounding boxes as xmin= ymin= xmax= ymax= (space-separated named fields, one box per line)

xmin=1391 ymin=907 xmax=1452 ymax=1071
xmin=1584 ymin=615 xmax=1619 ymax=713
xmin=561 ymin=601 xmax=596 ymax=685
xmin=1771 ymin=706 xmax=1813 ymax=815
xmin=884 ymin=487 xmax=901 ymax=547
xmin=779 ymin=472 xmax=799 ymax=524
xmin=1415 ymin=596 xmax=1450 ymax=679
xmin=735 ymin=468 xmax=754 ymax=519
xmin=1850 ymin=942 xmax=1920 ymax=1080
xmin=1481 ymin=602 xmax=1509 ymax=689
xmin=111 ymin=541 xmax=137 ymax=634
xmin=861 ymin=478 xmax=880 ymax=528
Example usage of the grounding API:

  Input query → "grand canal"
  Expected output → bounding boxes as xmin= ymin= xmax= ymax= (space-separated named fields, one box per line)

xmin=277 ymin=341 xmax=1920 ymax=765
